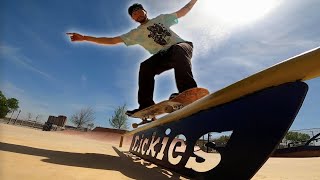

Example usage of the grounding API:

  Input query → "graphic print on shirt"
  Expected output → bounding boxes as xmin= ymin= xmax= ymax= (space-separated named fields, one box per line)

xmin=147 ymin=23 xmax=171 ymax=46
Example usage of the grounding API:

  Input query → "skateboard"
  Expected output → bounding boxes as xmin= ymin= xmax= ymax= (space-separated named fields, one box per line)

xmin=130 ymin=87 xmax=209 ymax=128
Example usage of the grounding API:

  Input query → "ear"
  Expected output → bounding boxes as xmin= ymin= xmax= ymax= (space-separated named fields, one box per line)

xmin=143 ymin=9 xmax=148 ymax=16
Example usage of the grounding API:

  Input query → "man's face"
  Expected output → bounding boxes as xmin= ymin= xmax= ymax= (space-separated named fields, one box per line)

xmin=131 ymin=8 xmax=148 ymax=23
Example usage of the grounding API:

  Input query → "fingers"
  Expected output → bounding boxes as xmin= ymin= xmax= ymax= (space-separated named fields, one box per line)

xmin=66 ymin=32 xmax=83 ymax=42
xmin=66 ymin=32 xmax=75 ymax=42
xmin=66 ymin=32 xmax=75 ymax=36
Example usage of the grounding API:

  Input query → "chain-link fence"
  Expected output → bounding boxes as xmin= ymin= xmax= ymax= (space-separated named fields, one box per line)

xmin=1 ymin=117 xmax=44 ymax=129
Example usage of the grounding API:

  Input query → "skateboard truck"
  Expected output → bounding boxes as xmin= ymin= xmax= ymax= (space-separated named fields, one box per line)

xmin=132 ymin=117 xmax=156 ymax=128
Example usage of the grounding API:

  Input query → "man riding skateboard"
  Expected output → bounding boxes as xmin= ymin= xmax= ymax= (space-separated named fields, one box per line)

xmin=67 ymin=0 xmax=199 ymax=115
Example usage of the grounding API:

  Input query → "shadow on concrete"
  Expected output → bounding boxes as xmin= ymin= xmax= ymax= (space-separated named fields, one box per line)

xmin=0 ymin=142 xmax=186 ymax=180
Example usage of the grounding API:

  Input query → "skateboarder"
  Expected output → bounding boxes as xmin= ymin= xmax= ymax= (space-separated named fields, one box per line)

xmin=67 ymin=0 xmax=199 ymax=115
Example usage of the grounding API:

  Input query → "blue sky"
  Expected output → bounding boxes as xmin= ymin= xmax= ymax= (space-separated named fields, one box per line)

xmin=1 ymin=0 xmax=319 ymax=130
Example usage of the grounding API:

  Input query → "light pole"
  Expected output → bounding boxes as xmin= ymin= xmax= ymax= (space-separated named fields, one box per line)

xmin=13 ymin=110 xmax=21 ymax=125
xmin=7 ymin=111 xmax=15 ymax=124
xmin=310 ymin=130 xmax=315 ymax=145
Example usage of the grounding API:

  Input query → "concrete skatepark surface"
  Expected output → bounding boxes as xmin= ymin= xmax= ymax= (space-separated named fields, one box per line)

xmin=1 ymin=124 xmax=319 ymax=180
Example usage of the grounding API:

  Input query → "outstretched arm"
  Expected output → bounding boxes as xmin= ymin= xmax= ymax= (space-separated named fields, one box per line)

xmin=66 ymin=33 xmax=123 ymax=45
xmin=175 ymin=0 xmax=198 ymax=18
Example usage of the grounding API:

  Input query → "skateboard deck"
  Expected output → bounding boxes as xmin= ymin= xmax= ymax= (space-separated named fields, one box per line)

xmin=130 ymin=87 xmax=209 ymax=128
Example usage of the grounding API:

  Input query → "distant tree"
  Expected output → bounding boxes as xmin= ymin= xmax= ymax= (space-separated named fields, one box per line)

xmin=285 ymin=131 xmax=310 ymax=143
xmin=214 ymin=135 xmax=231 ymax=146
xmin=35 ymin=114 xmax=42 ymax=122
xmin=109 ymin=104 xmax=128 ymax=130
xmin=0 ymin=91 xmax=20 ymax=118
xmin=87 ymin=123 xmax=95 ymax=130
xmin=0 ymin=91 xmax=8 ymax=118
xmin=27 ymin=112 xmax=33 ymax=121
xmin=70 ymin=107 xmax=95 ymax=128
xmin=7 ymin=98 xmax=19 ymax=113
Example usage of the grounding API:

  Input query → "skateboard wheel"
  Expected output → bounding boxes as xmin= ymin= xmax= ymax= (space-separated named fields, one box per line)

xmin=132 ymin=123 xmax=138 ymax=128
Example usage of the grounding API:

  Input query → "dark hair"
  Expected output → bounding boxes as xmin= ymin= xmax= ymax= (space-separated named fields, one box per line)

xmin=128 ymin=3 xmax=144 ymax=16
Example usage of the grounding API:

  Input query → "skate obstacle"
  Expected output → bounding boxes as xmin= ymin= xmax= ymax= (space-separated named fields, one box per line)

xmin=120 ymin=47 xmax=320 ymax=179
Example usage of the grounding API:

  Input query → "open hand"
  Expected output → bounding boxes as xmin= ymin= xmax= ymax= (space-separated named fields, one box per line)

xmin=66 ymin=32 xmax=86 ymax=42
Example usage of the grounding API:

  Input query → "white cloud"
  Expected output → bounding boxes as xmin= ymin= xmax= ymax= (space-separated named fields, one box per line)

xmin=94 ymin=104 xmax=115 ymax=112
xmin=0 ymin=44 xmax=20 ymax=55
xmin=0 ymin=43 xmax=56 ymax=81
xmin=80 ymin=74 xmax=88 ymax=88
xmin=1 ymin=81 xmax=25 ymax=96
xmin=1 ymin=81 xmax=54 ymax=122
xmin=81 ymin=74 xmax=87 ymax=81
xmin=169 ymin=0 xmax=282 ymax=57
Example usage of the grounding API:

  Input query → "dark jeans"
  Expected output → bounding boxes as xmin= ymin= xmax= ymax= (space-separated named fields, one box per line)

xmin=138 ymin=42 xmax=197 ymax=108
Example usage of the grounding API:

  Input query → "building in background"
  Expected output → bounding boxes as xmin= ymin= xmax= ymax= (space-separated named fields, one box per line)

xmin=43 ymin=115 xmax=67 ymax=131
xmin=47 ymin=115 xmax=67 ymax=127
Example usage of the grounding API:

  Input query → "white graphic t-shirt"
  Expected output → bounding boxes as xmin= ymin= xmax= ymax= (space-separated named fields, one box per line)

xmin=120 ymin=13 xmax=186 ymax=54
